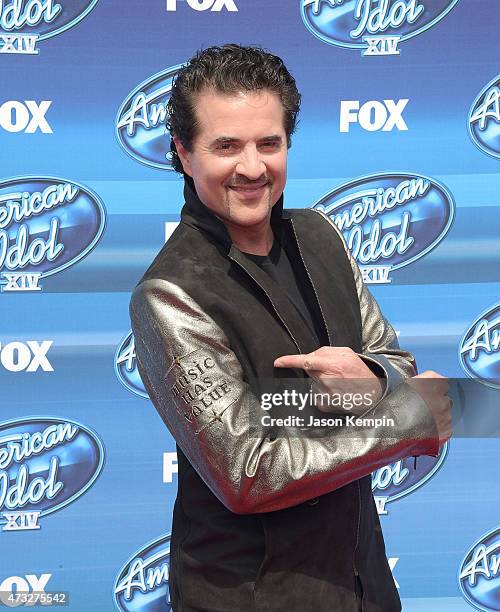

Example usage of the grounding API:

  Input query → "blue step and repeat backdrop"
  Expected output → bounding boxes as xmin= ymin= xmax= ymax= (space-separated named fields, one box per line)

xmin=1 ymin=1 xmax=500 ymax=610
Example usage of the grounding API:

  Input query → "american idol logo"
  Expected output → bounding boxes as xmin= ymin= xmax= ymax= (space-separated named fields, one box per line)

xmin=0 ymin=0 xmax=99 ymax=55
xmin=114 ymin=534 xmax=171 ymax=612
xmin=0 ymin=176 xmax=105 ymax=292
xmin=459 ymin=526 xmax=500 ymax=612
xmin=301 ymin=0 xmax=459 ymax=56
xmin=115 ymin=331 xmax=148 ymax=399
xmin=312 ymin=172 xmax=454 ymax=284
xmin=372 ymin=442 xmax=448 ymax=514
xmin=0 ymin=417 xmax=104 ymax=531
xmin=468 ymin=75 xmax=500 ymax=160
xmin=116 ymin=65 xmax=184 ymax=170
xmin=459 ymin=303 xmax=500 ymax=390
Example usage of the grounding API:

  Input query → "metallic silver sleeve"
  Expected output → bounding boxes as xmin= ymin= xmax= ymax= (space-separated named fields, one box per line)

xmin=312 ymin=209 xmax=417 ymax=394
xmin=130 ymin=278 xmax=438 ymax=515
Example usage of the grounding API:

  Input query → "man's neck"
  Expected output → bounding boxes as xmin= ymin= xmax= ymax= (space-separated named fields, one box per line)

xmin=227 ymin=221 xmax=274 ymax=256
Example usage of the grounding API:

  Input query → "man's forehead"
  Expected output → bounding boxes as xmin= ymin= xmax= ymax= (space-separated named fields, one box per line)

xmin=191 ymin=88 xmax=286 ymax=135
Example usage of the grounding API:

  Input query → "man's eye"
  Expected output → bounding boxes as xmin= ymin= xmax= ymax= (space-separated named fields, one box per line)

xmin=217 ymin=142 xmax=235 ymax=151
xmin=261 ymin=141 xmax=280 ymax=149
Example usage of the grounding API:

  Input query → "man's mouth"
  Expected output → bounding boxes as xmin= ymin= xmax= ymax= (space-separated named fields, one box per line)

xmin=228 ymin=182 xmax=269 ymax=194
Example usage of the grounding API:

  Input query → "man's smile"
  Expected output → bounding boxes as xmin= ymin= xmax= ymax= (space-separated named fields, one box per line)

xmin=227 ymin=182 xmax=270 ymax=198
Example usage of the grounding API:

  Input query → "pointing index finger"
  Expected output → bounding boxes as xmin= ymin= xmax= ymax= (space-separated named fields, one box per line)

xmin=274 ymin=354 xmax=311 ymax=370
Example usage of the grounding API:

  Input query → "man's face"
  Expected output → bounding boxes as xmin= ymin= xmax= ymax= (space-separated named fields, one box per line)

xmin=175 ymin=88 xmax=288 ymax=232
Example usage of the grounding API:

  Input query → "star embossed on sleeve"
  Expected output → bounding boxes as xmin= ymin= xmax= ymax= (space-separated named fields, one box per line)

xmin=167 ymin=351 xmax=197 ymax=375
xmin=209 ymin=408 xmax=224 ymax=424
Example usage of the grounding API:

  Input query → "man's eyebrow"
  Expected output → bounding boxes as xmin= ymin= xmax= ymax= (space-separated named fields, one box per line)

xmin=210 ymin=137 xmax=240 ymax=147
xmin=259 ymin=135 xmax=283 ymax=143
xmin=210 ymin=135 xmax=284 ymax=147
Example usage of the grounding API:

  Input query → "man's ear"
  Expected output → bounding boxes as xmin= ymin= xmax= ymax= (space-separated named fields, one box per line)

xmin=173 ymin=137 xmax=192 ymax=177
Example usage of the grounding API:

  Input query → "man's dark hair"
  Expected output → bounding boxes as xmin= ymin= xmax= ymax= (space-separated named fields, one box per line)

xmin=167 ymin=44 xmax=301 ymax=174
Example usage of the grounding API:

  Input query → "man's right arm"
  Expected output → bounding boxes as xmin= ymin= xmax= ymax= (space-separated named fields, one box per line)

xmin=130 ymin=277 xmax=440 ymax=515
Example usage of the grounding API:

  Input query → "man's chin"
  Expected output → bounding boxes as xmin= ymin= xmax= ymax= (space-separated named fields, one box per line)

xmin=227 ymin=211 xmax=271 ymax=227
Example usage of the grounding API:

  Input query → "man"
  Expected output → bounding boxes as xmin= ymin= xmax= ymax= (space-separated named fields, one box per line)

xmin=130 ymin=44 xmax=451 ymax=612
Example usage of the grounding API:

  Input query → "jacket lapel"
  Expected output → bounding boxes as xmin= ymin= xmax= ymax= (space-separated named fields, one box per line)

xmin=287 ymin=211 xmax=363 ymax=351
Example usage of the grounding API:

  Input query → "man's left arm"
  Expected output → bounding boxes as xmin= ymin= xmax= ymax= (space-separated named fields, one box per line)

xmin=314 ymin=209 xmax=417 ymax=396
xmin=350 ymin=252 xmax=416 ymax=393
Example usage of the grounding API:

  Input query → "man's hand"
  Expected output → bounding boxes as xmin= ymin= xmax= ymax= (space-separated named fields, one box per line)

xmin=406 ymin=371 xmax=452 ymax=449
xmin=274 ymin=346 xmax=384 ymax=413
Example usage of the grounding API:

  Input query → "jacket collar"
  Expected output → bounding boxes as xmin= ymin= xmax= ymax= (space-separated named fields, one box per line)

xmin=180 ymin=176 xmax=287 ymax=253
xmin=179 ymin=177 xmax=322 ymax=354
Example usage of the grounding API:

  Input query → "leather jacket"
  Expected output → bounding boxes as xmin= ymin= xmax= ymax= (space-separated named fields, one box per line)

xmin=130 ymin=178 xmax=439 ymax=611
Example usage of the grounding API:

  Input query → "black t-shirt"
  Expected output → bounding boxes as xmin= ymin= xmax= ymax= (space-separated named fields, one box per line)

xmin=242 ymin=236 xmax=320 ymax=346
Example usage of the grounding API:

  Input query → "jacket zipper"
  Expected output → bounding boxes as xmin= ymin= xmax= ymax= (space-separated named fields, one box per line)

xmin=289 ymin=219 xmax=332 ymax=346
xmin=229 ymin=255 xmax=301 ymax=352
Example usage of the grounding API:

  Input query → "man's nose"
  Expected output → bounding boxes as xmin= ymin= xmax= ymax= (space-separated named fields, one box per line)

xmin=235 ymin=146 xmax=266 ymax=180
